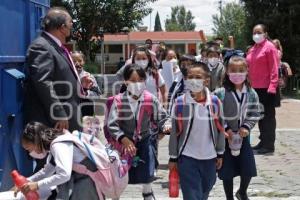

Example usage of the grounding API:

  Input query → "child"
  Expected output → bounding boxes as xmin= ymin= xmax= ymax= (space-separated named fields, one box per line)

xmin=214 ymin=56 xmax=260 ymax=200
xmin=71 ymin=51 xmax=101 ymax=97
xmin=169 ymin=62 xmax=225 ymax=200
xmin=107 ymin=64 xmax=171 ymax=200
xmin=167 ymin=54 xmax=195 ymax=114
xmin=16 ymin=122 xmax=99 ymax=200
xmin=71 ymin=51 xmax=102 ymax=117
xmin=117 ymin=46 xmax=168 ymax=106
xmin=206 ymin=46 xmax=225 ymax=91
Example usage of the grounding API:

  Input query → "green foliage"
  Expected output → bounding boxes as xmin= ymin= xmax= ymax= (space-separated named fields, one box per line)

xmin=241 ymin=0 xmax=300 ymax=74
xmin=84 ymin=62 xmax=99 ymax=74
xmin=154 ymin=12 xmax=162 ymax=31
xmin=212 ymin=2 xmax=247 ymax=50
xmin=165 ymin=6 xmax=196 ymax=31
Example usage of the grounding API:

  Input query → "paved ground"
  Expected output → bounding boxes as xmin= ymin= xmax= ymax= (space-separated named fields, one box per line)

xmin=115 ymin=99 xmax=300 ymax=199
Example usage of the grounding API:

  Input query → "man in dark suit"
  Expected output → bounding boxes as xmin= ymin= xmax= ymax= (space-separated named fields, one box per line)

xmin=24 ymin=7 xmax=93 ymax=132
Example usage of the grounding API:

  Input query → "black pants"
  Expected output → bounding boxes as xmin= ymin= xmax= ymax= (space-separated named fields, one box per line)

xmin=255 ymin=89 xmax=277 ymax=150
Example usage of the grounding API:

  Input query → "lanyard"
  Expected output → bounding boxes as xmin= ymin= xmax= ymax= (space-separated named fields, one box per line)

xmin=232 ymin=91 xmax=245 ymax=129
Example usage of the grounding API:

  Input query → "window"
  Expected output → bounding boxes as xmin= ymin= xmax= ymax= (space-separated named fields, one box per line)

xmin=108 ymin=45 xmax=123 ymax=53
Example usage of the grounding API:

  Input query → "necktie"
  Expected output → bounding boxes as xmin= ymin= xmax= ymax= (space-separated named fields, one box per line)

xmin=61 ymin=45 xmax=86 ymax=96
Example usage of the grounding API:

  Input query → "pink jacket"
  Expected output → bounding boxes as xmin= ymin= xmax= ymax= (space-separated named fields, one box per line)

xmin=246 ymin=39 xmax=279 ymax=94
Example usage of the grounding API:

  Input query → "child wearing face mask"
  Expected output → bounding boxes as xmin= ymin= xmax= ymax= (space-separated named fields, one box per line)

xmin=207 ymin=46 xmax=225 ymax=91
xmin=107 ymin=64 xmax=171 ymax=200
xmin=167 ymin=54 xmax=195 ymax=114
xmin=117 ymin=46 xmax=168 ymax=107
xmin=214 ymin=56 xmax=260 ymax=200
xmin=16 ymin=122 xmax=99 ymax=200
xmin=169 ymin=62 xmax=225 ymax=200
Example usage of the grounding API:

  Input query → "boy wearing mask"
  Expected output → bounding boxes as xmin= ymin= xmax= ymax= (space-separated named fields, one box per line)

xmin=207 ymin=47 xmax=225 ymax=91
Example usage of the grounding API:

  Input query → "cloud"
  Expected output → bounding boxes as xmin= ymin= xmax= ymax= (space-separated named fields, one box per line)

xmin=142 ymin=0 xmax=237 ymax=35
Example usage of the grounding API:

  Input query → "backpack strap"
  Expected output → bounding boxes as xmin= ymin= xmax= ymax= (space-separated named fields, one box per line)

xmin=77 ymin=132 xmax=97 ymax=165
xmin=176 ymin=95 xmax=185 ymax=136
xmin=135 ymin=91 xmax=154 ymax=141
xmin=210 ymin=95 xmax=227 ymax=137
xmin=152 ymin=70 xmax=160 ymax=95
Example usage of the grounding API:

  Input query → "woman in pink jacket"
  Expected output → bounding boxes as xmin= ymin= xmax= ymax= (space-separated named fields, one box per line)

xmin=246 ymin=24 xmax=279 ymax=155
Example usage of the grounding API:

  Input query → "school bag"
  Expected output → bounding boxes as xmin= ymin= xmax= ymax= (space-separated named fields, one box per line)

xmin=103 ymin=91 xmax=156 ymax=167
xmin=52 ymin=130 xmax=129 ymax=200
xmin=175 ymin=94 xmax=226 ymax=136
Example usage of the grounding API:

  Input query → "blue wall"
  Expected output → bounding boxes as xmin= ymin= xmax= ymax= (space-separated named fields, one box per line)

xmin=0 ymin=0 xmax=49 ymax=191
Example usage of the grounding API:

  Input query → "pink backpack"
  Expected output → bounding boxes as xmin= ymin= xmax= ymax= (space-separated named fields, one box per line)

xmin=52 ymin=130 xmax=129 ymax=200
xmin=103 ymin=91 xmax=155 ymax=167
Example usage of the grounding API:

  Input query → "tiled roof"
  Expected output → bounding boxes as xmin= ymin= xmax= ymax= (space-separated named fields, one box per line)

xmin=103 ymin=31 xmax=202 ymax=42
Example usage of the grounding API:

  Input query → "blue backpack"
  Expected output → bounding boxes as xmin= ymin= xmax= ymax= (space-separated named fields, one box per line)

xmin=175 ymin=94 xmax=225 ymax=136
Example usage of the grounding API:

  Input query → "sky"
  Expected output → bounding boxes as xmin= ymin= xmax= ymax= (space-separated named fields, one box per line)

xmin=142 ymin=0 xmax=238 ymax=35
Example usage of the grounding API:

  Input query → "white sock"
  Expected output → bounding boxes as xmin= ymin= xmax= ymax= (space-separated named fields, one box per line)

xmin=142 ymin=183 xmax=152 ymax=194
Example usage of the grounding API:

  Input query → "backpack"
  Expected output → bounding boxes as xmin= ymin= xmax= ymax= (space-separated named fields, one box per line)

xmin=52 ymin=131 xmax=129 ymax=200
xmin=175 ymin=94 xmax=226 ymax=136
xmin=103 ymin=91 xmax=156 ymax=166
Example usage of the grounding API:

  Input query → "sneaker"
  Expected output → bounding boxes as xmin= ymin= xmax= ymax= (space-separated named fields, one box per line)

xmin=235 ymin=190 xmax=249 ymax=200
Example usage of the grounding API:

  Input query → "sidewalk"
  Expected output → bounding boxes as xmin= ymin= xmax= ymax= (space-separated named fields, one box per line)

xmin=118 ymin=99 xmax=300 ymax=199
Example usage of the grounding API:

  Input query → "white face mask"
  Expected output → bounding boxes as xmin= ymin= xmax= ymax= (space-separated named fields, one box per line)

xmin=253 ymin=33 xmax=265 ymax=44
xmin=127 ymin=82 xmax=146 ymax=97
xmin=29 ymin=150 xmax=47 ymax=159
xmin=185 ymin=79 xmax=204 ymax=93
xmin=208 ymin=58 xmax=219 ymax=68
xmin=135 ymin=60 xmax=149 ymax=69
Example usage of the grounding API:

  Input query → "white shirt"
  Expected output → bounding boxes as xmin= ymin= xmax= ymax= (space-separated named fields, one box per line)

xmin=28 ymin=142 xmax=85 ymax=190
xmin=45 ymin=32 xmax=62 ymax=47
xmin=145 ymin=71 xmax=165 ymax=98
xmin=182 ymin=90 xmax=217 ymax=160
xmin=45 ymin=32 xmax=82 ymax=87
xmin=232 ymin=84 xmax=247 ymax=127
xmin=127 ymin=92 xmax=144 ymax=115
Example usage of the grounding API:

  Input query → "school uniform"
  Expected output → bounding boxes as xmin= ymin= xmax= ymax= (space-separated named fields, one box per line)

xmin=208 ymin=62 xmax=225 ymax=91
xmin=107 ymin=91 xmax=171 ymax=184
xmin=169 ymin=88 xmax=225 ymax=200
xmin=116 ymin=65 xmax=165 ymax=99
xmin=27 ymin=135 xmax=99 ymax=200
xmin=167 ymin=77 xmax=185 ymax=114
xmin=145 ymin=70 xmax=165 ymax=98
xmin=214 ymin=85 xmax=260 ymax=180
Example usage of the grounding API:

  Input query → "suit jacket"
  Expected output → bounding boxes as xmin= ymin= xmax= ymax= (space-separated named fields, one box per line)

xmin=24 ymin=32 xmax=82 ymax=131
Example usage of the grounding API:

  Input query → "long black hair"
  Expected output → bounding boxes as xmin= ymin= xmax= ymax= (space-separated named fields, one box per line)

xmin=131 ymin=46 xmax=155 ymax=70
xmin=123 ymin=64 xmax=147 ymax=81
xmin=22 ymin=122 xmax=64 ymax=151
xmin=222 ymin=56 xmax=251 ymax=91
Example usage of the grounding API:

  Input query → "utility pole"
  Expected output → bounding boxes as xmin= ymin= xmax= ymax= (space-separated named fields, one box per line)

xmin=150 ymin=11 xmax=152 ymax=31
xmin=219 ymin=0 xmax=223 ymax=19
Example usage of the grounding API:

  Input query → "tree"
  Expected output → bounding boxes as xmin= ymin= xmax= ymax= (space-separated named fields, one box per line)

xmin=165 ymin=6 xmax=196 ymax=31
xmin=212 ymin=2 xmax=247 ymax=50
xmin=51 ymin=0 xmax=157 ymax=63
xmin=154 ymin=12 xmax=162 ymax=31
xmin=241 ymin=0 xmax=300 ymax=75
